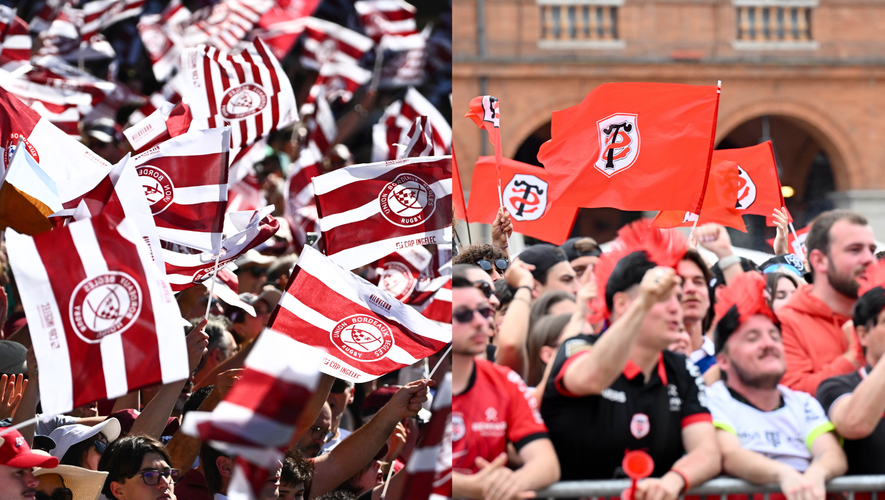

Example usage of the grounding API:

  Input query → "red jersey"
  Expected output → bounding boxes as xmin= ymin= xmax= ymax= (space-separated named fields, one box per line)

xmin=453 ymin=359 xmax=548 ymax=474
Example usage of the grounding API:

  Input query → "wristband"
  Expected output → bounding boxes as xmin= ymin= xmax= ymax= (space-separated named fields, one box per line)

xmin=512 ymin=296 xmax=531 ymax=306
xmin=717 ymin=254 xmax=740 ymax=270
xmin=670 ymin=468 xmax=690 ymax=494
xmin=516 ymin=286 xmax=533 ymax=295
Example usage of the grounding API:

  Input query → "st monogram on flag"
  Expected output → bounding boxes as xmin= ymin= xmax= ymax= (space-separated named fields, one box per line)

xmin=181 ymin=38 xmax=298 ymax=149
xmin=653 ymin=159 xmax=747 ymax=232
xmin=538 ymin=82 xmax=720 ymax=212
xmin=313 ymin=155 xmax=453 ymax=270
xmin=267 ymin=246 xmax=451 ymax=383
xmin=6 ymin=213 xmax=189 ymax=415
xmin=712 ymin=141 xmax=785 ymax=218
xmin=468 ymin=156 xmax=579 ymax=245
xmin=131 ymin=128 xmax=230 ymax=253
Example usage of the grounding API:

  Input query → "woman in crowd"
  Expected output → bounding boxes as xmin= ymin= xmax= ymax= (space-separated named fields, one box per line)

xmin=98 ymin=435 xmax=178 ymax=500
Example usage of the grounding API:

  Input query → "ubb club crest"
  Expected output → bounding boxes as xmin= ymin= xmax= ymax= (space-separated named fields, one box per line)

xmin=220 ymin=83 xmax=268 ymax=121
xmin=137 ymin=165 xmax=175 ymax=215
xmin=595 ymin=113 xmax=640 ymax=177
xmin=69 ymin=272 xmax=142 ymax=344
xmin=379 ymin=174 xmax=436 ymax=228
xmin=504 ymin=174 xmax=548 ymax=222
xmin=378 ymin=261 xmax=416 ymax=301
xmin=736 ymin=165 xmax=757 ymax=210
xmin=330 ymin=314 xmax=394 ymax=362
xmin=4 ymin=132 xmax=39 ymax=168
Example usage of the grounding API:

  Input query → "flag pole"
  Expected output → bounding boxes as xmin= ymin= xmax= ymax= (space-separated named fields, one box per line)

xmin=428 ymin=344 xmax=452 ymax=379
xmin=204 ymin=250 xmax=222 ymax=321
xmin=788 ymin=222 xmax=806 ymax=257
xmin=380 ymin=458 xmax=397 ymax=500
xmin=688 ymin=213 xmax=701 ymax=243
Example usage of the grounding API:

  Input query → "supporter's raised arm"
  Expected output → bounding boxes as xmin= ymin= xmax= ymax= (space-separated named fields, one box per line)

xmin=561 ymin=266 xmax=678 ymax=396
xmin=696 ymin=224 xmax=744 ymax=285
xmin=637 ymin=422 xmax=720 ymax=500
xmin=491 ymin=207 xmax=513 ymax=256
xmin=772 ymin=208 xmax=791 ymax=256
xmin=309 ymin=379 xmax=431 ymax=499
xmin=12 ymin=346 xmax=38 ymax=445
xmin=494 ymin=259 xmax=534 ymax=376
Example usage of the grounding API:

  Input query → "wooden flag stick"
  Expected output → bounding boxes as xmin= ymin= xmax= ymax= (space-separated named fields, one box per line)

xmin=428 ymin=344 xmax=452 ymax=379
xmin=204 ymin=251 xmax=222 ymax=321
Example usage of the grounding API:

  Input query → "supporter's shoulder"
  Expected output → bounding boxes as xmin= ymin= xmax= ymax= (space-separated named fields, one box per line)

xmin=481 ymin=359 xmax=530 ymax=388
xmin=816 ymin=370 xmax=860 ymax=397
xmin=706 ymin=380 xmax=729 ymax=397
xmin=559 ymin=333 xmax=597 ymax=360
xmin=663 ymin=349 xmax=702 ymax=379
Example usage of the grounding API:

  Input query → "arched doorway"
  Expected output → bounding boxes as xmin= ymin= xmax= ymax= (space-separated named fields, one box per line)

xmin=717 ymin=115 xmax=838 ymax=251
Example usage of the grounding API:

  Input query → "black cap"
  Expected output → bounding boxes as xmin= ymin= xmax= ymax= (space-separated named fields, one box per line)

xmin=560 ymin=237 xmax=601 ymax=262
xmin=0 ymin=341 xmax=27 ymax=375
xmin=517 ymin=244 xmax=568 ymax=282
xmin=330 ymin=377 xmax=354 ymax=394
xmin=709 ymin=258 xmax=760 ymax=289
xmin=32 ymin=436 xmax=57 ymax=452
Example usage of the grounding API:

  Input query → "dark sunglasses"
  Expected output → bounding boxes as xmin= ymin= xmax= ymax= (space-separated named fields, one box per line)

xmin=93 ymin=435 xmax=108 ymax=454
xmin=454 ymin=306 xmax=495 ymax=324
xmin=472 ymin=280 xmax=494 ymax=299
xmin=478 ymin=258 xmax=508 ymax=273
xmin=139 ymin=468 xmax=181 ymax=486
xmin=36 ymin=488 xmax=72 ymax=500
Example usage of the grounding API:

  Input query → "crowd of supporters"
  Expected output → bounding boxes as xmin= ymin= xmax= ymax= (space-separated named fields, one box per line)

xmin=453 ymin=207 xmax=885 ymax=500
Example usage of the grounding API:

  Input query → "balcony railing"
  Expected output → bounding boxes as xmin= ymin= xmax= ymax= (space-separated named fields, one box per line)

xmin=733 ymin=0 xmax=818 ymax=50
xmin=538 ymin=0 xmax=625 ymax=50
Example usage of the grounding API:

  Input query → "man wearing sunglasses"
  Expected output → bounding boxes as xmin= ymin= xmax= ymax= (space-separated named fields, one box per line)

xmin=452 ymin=268 xmax=560 ymax=500
xmin=0 ymin=429 xmax=60 ymax=500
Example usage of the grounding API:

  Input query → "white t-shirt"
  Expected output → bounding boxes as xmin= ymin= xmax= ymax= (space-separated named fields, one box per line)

xmin=706 ymin=380 xmax=834 ymax=472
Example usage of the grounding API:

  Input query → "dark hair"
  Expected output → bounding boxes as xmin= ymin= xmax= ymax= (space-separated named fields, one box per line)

xmin=267 ymin=254 xmax=298 ymax=284
xmin=714 ymin=305 xmax=741 ymax=355
xmin=494 ymin=279 xmax=516 ymax=311
xmin=201 ymin=443 xmax=230 ymax=496
xmin=99 ymin=436 xmax=173 ymax=500
xmin=281 ymin=449 xmax=314 ymax=487
xmin=854 ymin=286 xmax=885 ymax=331
xmin=805 ymin=210 xmax=868 ymax=276
xmin=453 ymin=264 xmax=482 ymax=289
xmin=679 ymin=249 xmax=715 ymax=333
xmin=605 ymin=251 xmax=656 ymax=314
xmin=319 ymin=491 xmax=357 ymax=500
xmin=61 ymin=436 xmax=95 ymax=468
xmin=765 ymin=272 xmax=800 ymax=310
xmin=453 ymin=244 xmax=509 ymax=276
xmin=529 ymin=291 xmax=575 ymax=333
xmin=526 ymin=313 xmax=572 ymax=387
xmin=182 ymin=385 xmax=214 ymax=419
xmin=196 ymin=315 xmax=234 ymax=361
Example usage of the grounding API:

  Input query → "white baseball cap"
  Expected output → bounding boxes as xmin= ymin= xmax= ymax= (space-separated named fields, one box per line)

xmin=33 ymin=464 xmax=109 ymax=500
xmin=48 ymin=418 xmax=121 ymax=463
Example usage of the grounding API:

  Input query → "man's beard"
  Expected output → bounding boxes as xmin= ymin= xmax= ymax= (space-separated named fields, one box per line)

xmin=731 ymin=354 xmax=784 ymax=390
xmin=828 ymin=264 xmax=861 ymax=299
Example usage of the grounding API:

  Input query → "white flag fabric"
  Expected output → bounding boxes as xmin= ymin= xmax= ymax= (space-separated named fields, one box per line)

xmin=6 ymin=213 xmax=188 ymax=415
xmin=372 ymin=87 xmax=451 ymax=162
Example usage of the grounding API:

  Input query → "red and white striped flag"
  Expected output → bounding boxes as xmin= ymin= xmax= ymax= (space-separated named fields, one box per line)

xmin=313 ymin=155 xmax=453 ymax=270
xmin=138 ymin=5 xmax=188 ymax=83
xmin=284 ymin=142 xmax=323 ymax=251
xmin=399 ymin=116 xmax=433 ymax=159
xmin=377 ymin=31 xmax=426 ymax=89
xmin=413 ymin=277 xmax=451 ymax=328
xmin=181 ymin=328 xmax=321 ymax=461
xmin=163 ymin=207 xmax=279 ymax=291
xmin=373 ymin=247 xmax=448 ymax=306
xmin=0 ymin=6 xmax=31 ymax=66
xmin=300 ymin=17 xmax=373 ymax=72
xmin=266 ymin=245 xmax=450 ymax=382
xmin=355 ymin=0 xmax=418 ymax=42
xmin=123 ymin=100 xmax=193 ymax=153
xmin=0 ymin=70 xmax=93 ymax=138
xmin=372 ymin=87 xmax=451 ymax=162
xmin=307 ymin=60 xmax=372 ymax=105
xmin=301 ymin=90 xmax=336 ymax=155
xmin=182 ymin=0 xmax=275 ymax=53
xmin=181 ymin=38 xmax=298 ymax=149
xmin=402 ymin=372 xmax=452 ymax=500
xmin=79 ymin=0 xmax=145 ymax=42
xmin=256 ymin=0 xmax=320 ymax=59
xmin=131 ymin=127 xmax=230 ymax=253
xmin=0 ymin=86 xmax=109 ymax=180
xmin=6 ymin=212 xmax=189 ymax=415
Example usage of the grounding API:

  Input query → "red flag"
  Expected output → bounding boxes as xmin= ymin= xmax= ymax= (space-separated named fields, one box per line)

xmin=653 ymin=159 xmax=747 ymax=232
xmin=182 ymin=0 xmax=275 ymax=52
xmin=402 ymin=372 xmax=452 ymax=500
xmin=266 ymin=246 xmax=451 ymax=382
xmin=413 ymin=277 xmax=451 ymax=328
xmin=131 ymin=128 xmax=230 ymax=253
xmin=283 ymin=143 xmax=323 ymax=252
xmin=767 ymin=224 xmax=809 ymax=257
xmin=400 ymin=116 xmax=433 ymax=158
xmin=79 ymin=0 xmax=145 ymax=41
xmin=256 ymin=0 xmax=321 ymax=60
xmin=300 ymin=17 xmax=374 ymax=72
xmin=6 ymin=212 xmax=189 ymax=415
xmin=538 ymin=82 xmax=720 ymax=212
xmin=465 ymin=95 xmax=503 ymax=206
xmin=312 ymin=156 xmax=452 ymax=270
xmin=468 ymin=156 xmax=579 ymax=244
xmin=712 ymin=141 xmax=787 ymax=220
xmin=452 ymin=147 xmax=467 ymax=221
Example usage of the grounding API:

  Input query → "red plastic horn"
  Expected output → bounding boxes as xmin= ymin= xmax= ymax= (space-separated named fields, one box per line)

xmin=621 ymin=450 xmax=655 ymax=500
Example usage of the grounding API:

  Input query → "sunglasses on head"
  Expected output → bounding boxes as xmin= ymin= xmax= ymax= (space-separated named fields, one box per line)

xmin=478 ymin=259 xmax=508 ymax=273
xmin=35 ymin=488 xmax=72 ymax=500
xmin=472 ymin=281 xmax=494 ymax=299
xmin=453 ymin=306 xmax=495 ymax=324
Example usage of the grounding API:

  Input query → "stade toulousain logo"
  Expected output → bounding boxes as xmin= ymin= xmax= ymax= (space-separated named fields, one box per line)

xmin=480 ymin=96 xmax=500 ymax=128
xmin=378 ymin=261 xmax=417 ymax=301
xmin=504 ymin=174 xmax=548 ymax=222
xmin=220 ymin=83 xmax=268 ymax=121
xmin=595 ymin=113 xmax=640 ymax=177
xmin=69 ymin=272 xmax=143 ymax=344
xmin=735 ymin=165 xmax=757 ymax=210
xmin=330 ymin=314 xmax=395 ymax=362
xmin=138 ymin=165 xmax=175 ymax=215
xmin=4 ymin=133 xmax=39 ymax=169
xmin=379 ymin=173 xmax=437 ymax=228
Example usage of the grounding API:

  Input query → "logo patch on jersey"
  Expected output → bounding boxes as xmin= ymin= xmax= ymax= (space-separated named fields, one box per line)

xmin=595 ymin=113 xmax=640 ymax=177
xmin=565 ymin=338 xmax=592 ymax=358
xmin=452 ymin=413 xmax=465 ymax=442
xmin=630 ymin=413 xmax=650 ymax=439
xmin=485 ymin=407 xmax=498 ymax=422
xmin=765 ymin=430 xmax=781 ymax=448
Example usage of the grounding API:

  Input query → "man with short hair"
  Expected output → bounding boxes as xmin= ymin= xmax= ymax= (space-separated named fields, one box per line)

xmin=517 ymin=244 xmax=579 ymax=297
xmin=678 ymin=249 xmax=716 ymax=373
xmin=320 ymin=379 xmax=354 ymax=454
xmin=707 ymin=272 xmax=847 ymax=500
xmin=296 ymin=403 xmax=333 ymax=459
xmin=777 ymin=210 xmax=874 ymax=394
xmin=560 ymin=237 xmax=601 ymax=284
xmin=817 ymin=259 xmax=885 ymax=474
xmin=452 ymin=269 xmax=561 ymax=500
xmin=0 ymin=429 xmax=59 ymax=500
xmin=541 ymin=222 xmax=720 ymax=500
